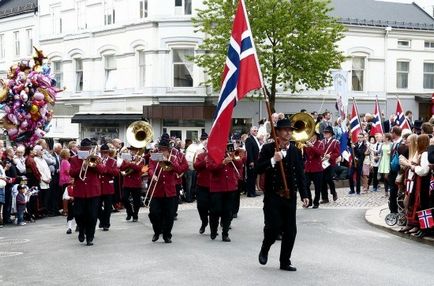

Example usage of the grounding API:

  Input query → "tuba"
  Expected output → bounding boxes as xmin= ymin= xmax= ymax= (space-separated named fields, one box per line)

xmin=289 ymin=112 xmax=316 ymax=148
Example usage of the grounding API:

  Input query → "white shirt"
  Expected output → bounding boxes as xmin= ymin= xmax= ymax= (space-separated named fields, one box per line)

xmin=34 ymin=156 xmax=52 ymax=189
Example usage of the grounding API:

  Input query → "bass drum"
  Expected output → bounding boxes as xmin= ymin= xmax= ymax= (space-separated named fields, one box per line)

xmin=185 ymin=143 xmax=203 ymax=170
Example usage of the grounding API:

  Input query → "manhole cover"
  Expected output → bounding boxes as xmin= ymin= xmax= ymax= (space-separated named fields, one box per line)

xmin=0 ymin=239 xmax=30 ymax=246
xmin=0 ymin=251 xmax=23 ymax=257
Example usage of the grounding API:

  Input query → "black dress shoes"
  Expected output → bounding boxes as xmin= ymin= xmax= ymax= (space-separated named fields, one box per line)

xmin=312 ymin=205 xmax=319 ymax=209
xmin=66 ymin=228 xmax=72 ymax=234
xmin=163 ymin=237 xmax=172 ymax=243
xmin=126 ymin=215 xmax=132 ymax=221
xmin=86 ymin=239 xmax=94 ymax=246
xmin=222 ymin=235 xmax=231 ymax=242
xmin=103 ymin=227 xmax=109 ymax=231
xmin=210 ymin=232 xmax=217 ymax=240
xmin=280 ymin=264 xmax=297 ymax=271
xmin=78 ymin=233 xmax=85 ymax=243
xmin=332 ymin=193 xmax=338 ymax=201
xmin=132 ymin=218 xmax=138 ymax=222
xmin=258 ymin=248 xmax=268 ymax=265
xmin=152 ymin=234 xmax=160 ymax=242
xmin=199 ymin=225 xmax=206 ymax=234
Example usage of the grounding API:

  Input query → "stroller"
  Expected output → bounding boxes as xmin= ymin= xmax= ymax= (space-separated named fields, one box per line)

xmin=385 ymin=187 xmax=407 ymax=226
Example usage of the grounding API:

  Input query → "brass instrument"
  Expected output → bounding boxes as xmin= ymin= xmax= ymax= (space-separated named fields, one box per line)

xmin=122 ymin=120 xmax=154 ymax=176
xmin=289 ymin=112 xmax=316 ymax=149
xmin=79 ymin=146 xmax=99 ymax=181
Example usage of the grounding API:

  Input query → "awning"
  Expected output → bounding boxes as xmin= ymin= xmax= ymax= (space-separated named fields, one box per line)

xmin=71 ymin=113 xmax=143 ymax=124
xmin=142 ymin=104 xmax=215 ymax=120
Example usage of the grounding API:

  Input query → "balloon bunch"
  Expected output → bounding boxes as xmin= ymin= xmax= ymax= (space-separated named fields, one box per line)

xmin=0 ymin=47 xmax=61 ymax=146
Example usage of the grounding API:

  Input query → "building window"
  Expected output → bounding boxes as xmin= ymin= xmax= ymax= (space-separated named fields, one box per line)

xmin=351 ymin=57 xmax=364 ymax=91
xmin=173 ymin=48 xmax=193 ymax=87
xmin=14 ymin=31 xmax=20 ymax=57
xmin=397 ymin=40 xmax=411 ymax=48
xmin=424 ymin=41 xmax=434 ymax=49
xmin=423 ymin=63 xmax=434 ymax=89
xmin=75 ymin=59 xmax=83 ymax=92
xmin=52 ymin=61 xmax=63 ymax=88
xmin=26 ymin=29 xmax=33 ymax=56
xmin=51 ymin=6 xmax=62 ymax=34
xmin=77 ymin=0 xmax=87 ymax=30
xmin=175 ymin=0 xmax=192 ymax=15
xmin=139 ymin=0 xmax=148 ymax=18
xmin=138 ymin=50 xmax=145 ymax=88
xmin=104 ymin=0 xmax=115 ymax=25
xmin=0 ymin=34 xmax=4 ymax=59
xmin=396 ymin=61 xmax=409 ymax=89
xmin=104 ymin=55 xmax=117 ymax=90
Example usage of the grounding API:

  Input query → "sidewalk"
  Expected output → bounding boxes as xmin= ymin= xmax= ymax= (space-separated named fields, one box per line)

xmin=365 ymin=204 xmax=434 ymax=246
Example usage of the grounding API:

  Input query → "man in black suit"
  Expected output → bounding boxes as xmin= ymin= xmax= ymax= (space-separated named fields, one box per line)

xmin=256 ymin=119 xmax=309 ymax=272
xmin=348 ymin=133 xmax=366 ymax=195
xmin=245 ymin=126 xmax=260 ymax=197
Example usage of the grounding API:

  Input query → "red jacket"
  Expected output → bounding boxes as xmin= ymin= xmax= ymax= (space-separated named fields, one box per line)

xmin=206 ymin=156 xmax=242 ymax=193
xmin=100 ymin=157 xmax=119 ymax=195
xmin=322 ymin=138 xmax=341 ymax=167
xmin=174 ymin=149 xmax=189 ymax=185
xmin=148 ymin=154 xmax=182 ymax=198
xmin=69 ymin=156 xmax=106 ymax=198
xmin=304 ymin=140 xmax=325 ymax=173
xmin=194 ymin=151 xmax=210 ymax=188
xmin=120 ymin=160 xmax=144 ymax=189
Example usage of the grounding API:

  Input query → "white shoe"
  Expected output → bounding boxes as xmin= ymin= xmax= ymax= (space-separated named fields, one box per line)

xmin=18 ymin=222 xmax=26 ymax=226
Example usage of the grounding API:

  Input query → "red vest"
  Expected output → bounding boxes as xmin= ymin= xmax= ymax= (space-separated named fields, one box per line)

xmin=206 ymin=156 xmax=241 ymax=193
xmin=69 ymin=156 xmax=105 ymax=198
xmin=304 ymin=140 xmax=325 ymax=173
xmin=100 ymin=157 xmax=119 ymax=195
xmin=194 ymin=151 xmax=210 ymax=188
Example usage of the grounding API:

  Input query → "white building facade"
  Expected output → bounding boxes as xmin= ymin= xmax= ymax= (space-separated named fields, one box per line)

xmin=5 ymin=0 xmax=433 ymax=143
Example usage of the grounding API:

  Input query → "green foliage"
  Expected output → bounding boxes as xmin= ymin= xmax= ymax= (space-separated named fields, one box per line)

xmin=193 ymin=0 xmax=345 ymax=111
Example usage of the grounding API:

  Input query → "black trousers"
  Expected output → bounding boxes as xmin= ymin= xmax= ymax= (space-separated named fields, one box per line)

xmin=368 ymin=166 xmax=379 ymax=189
xmin=98 ymin=195 xmax=113 ymax=228
xmin=388 ymin=170 xmax=399 ymax=213
xmin=349 ymin=164 xmax=363 ymax=194
xmin=209 ymin=191 xmax=235 ymax=236
xmin=246 ymin=166 xmax=256 ymax=196
xmin=321 ymin=166 xmax=336 ymax=200
xmin=67 ymin=200 xmax=74 ymax=221
xmin=49 ymin=175 xmax=60 ymax=214
xmin=305 ymin=172 xmax=323 ymax=206
xmin=74 ymin=197 xmax=100 ymax=242
xmin=196 ymin=186 xmax=210 ymax=227
xmin=3 ymin=186 xmax=12 ymax=222
xmin=123 ymin=187 xmax=141 ymax=219
xmin=149 ymin=197 xmax=177 ymax=238
xmin=262 ymin=194 xmax=297 ymax=266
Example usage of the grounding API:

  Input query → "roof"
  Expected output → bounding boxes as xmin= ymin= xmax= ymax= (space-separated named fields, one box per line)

xmin=0 ymin=0 xmax=38 ymax=19
xmin=330 ymin=0 xmax=434 ymax=31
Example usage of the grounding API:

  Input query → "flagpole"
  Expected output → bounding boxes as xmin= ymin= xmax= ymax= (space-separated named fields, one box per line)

xmin=240 ymin=0 xmax=290 ymax=197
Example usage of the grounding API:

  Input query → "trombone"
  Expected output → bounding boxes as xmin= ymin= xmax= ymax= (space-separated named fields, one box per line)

xmin=79 ymin=146 xmax=99 ymax=181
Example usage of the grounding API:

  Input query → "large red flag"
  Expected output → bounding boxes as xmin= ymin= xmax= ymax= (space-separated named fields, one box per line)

xmin=349 ymin=100 xmax=362 ymax=143
xmin=370 ymin=96 xmax=384 ymax=135
xmin=207 ymin=0 xmax=263 ymax=163
xmin=395 ymin=99 xmax=411 ymax=130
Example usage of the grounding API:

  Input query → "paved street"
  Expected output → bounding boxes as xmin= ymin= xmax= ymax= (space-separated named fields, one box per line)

xmin=0 ymin=192 xmax=433 ymax=286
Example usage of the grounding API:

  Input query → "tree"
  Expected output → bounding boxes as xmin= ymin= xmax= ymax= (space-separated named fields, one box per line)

xmin=193 ymin=0 xmax=345 ymax=112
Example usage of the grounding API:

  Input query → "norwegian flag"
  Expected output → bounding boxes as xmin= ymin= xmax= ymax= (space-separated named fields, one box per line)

xmin=207 ymin=0 xmax=263 ymax=163
xmin=395 ymin=99 xmax=411 ymax=130
xmin=349 ymin=100 xmax=362 ymax=143
xmin=370 ymin=96 xmax=384 ymax=136
xmin=417 ymin=208 xmax=434 ymax=230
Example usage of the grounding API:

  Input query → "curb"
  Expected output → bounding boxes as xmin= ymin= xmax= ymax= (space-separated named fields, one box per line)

xmin=365 ymin=205 xmax=434 ymax=247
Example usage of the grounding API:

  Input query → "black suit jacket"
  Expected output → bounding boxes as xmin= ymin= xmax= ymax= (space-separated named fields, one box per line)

xmin=352 ymin=142 xmax=367 ymax=168
xmin=245 ymin=135 xmax=260 ymax=165
xmin=255 ymin=142 xmax=308 ymax=200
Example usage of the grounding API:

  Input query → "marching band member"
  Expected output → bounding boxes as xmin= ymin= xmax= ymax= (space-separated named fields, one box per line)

xmin=321 ymin=126 xmax=340 ymax=202
xmin=69 ymin=138 xmax=105 ymax=246
xmin=98 ymin=144 xmax=120 ymax=231
xmin=148 ymin=138 xmax=182 ymax=243
xmin=193 ymin=133 xmax=210 ymax=234
xmin=256 ymin=119 xmax=309 ymax=271
xmin=304 ymin=131 xmax=325 ymax=208
xmin=206 ymin=143 xmax=242 ymax=242
xmin=120 ymin=146 xmax=145 ymax=222
xmin=174 ymin=140 xmax=189 ymax=218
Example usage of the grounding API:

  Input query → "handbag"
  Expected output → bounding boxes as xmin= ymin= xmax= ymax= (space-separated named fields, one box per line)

xmin=390 ymin=143 xmax=400 ymax=172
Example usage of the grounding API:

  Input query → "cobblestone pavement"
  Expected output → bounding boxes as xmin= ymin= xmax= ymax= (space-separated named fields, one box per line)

xmin=176 ymin=187 xmax=388 ymax=212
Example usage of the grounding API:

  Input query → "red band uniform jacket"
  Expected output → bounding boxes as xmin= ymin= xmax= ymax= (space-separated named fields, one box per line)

xmin=148 ymin=152 xmax=182 ymax=198
xmin=322 ymin=138 xmax=341 ymax=167
xmin=194 ymin=151 xmax=211 ymax=188
xmin=100 ymin=157 xmax=119 ymax=195
xmin=304 ymin=140 xmax=325 ymax=173
xmin=120 ymin=160 xmax=145 ymax=189
xmin=69 ymin=156 xmax=106 ymax=198
xmin=206 ymin=156 xmax=242 ymax=193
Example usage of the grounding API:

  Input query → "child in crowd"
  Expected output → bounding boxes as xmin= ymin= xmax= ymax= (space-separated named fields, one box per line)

xmin=63 ymin=179 xmax=75 ymax=234
xmin=16 ymin=184 xmax=28 ymax=226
